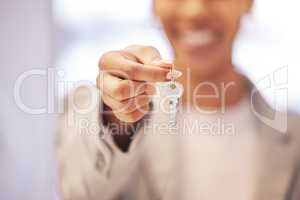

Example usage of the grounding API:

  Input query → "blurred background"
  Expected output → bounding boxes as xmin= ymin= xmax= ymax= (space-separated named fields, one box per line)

xmin=0 ymin=0 xmax=299 ymax=199
xmin=53 ymin=0 xmax=300 ymax=110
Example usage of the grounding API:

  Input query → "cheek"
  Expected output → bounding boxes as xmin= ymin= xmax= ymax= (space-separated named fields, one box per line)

xmin=220 ymin=4 xmax=247 ymax=39
xmin=155 ymin=1 xmax=177 ymax=22
xmin=159 ymin=16 xmax=179 ymax=45
xmin=155 ymin=2 xmax=179 ymax=37
xmin=220 ymin=12 xmax=244 ymax=44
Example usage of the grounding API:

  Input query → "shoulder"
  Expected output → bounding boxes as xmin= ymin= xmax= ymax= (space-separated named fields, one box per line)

xmin=67 ymin=85 xmax=101 ymax=112
xmin=63 ymin=85 xmax=101 ymax=128
xmin=288 ymin=112 xmax=300 ymax=131
xmin=287 ymin=112 xmax=300 ymax=145
xmin=57 ymin=85 xmax=102 ymax=147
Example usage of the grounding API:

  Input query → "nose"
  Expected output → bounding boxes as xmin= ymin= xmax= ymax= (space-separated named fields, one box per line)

xmin=179 ymin=0 xmax=211 ymax=26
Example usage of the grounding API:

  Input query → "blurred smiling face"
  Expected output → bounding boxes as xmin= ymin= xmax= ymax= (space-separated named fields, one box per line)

xmin=154 ymin=0 xmax=252 ymax=77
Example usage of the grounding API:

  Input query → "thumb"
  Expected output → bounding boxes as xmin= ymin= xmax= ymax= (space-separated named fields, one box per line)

xmin=124 ymin=45 xmax=173 ymax=69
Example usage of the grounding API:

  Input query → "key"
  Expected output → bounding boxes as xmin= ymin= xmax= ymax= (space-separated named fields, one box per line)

xmin=156 ymin=81 xmax=183 ymax=123
xmin=156 ymin=67 xmax=183 ymax=127
xmin=165 ymin=81 xmax=184 ymax=126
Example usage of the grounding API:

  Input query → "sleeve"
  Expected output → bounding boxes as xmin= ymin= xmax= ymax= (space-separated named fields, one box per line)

xmin=56 ymin=85 xmax=146 ymax=200
xmin=284 ymin=113 xmax=300 ymax=200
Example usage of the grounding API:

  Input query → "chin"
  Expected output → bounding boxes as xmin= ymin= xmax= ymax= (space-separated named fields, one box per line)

xmin=192 ymin=65 xmax=220 ymax=78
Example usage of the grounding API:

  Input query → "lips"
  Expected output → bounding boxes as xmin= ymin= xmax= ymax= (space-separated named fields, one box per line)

xmin=178 ymin=29 xmax=221 ymax=53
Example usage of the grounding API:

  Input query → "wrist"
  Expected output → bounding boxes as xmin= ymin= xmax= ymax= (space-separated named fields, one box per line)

xmin=102 ymin=103 xmax=136 ymax=152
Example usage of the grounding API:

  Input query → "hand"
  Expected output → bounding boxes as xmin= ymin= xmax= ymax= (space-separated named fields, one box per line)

xmin=97 ymin=45 xmax=172 ymax=123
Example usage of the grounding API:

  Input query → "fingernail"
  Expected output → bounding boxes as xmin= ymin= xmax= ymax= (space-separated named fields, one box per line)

xmin=166 ymin=69 xmax=182 ymax=80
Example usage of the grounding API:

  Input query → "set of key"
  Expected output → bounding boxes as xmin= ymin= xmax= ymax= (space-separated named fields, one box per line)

xmin=162 ymin=66 xmax=184 ymax=126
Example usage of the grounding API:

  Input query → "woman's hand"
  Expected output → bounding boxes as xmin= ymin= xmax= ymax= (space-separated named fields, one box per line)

xmin=97 ymin=45 xmax=172 ymax=123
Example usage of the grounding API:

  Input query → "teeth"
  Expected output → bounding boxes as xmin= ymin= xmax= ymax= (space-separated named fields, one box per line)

xmin=181 ymin=30 xmax=216 ymax=47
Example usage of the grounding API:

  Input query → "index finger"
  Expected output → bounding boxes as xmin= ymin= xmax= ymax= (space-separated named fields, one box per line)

xmin=99 ymin=51 xmax=172 ymax=82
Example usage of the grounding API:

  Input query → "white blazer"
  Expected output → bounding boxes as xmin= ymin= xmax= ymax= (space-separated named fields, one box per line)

xmin=57 ymin=84 xmax=300 ymax=200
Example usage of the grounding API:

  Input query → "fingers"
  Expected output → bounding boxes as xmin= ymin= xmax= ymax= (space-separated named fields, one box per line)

xmin=97 ymin=72 xmax=155 ymax=101
xmin=97 ymin=72 xmax=154 ymax=123
xmin=98 ymin=45 xmax=171 ymax=123
xmin=99 ymin=47 xmax=173 ymax=82
xmin=123 ymin=45 xmax=163 ymax=65
xmin=102 ymin=93 xmax=151 ymax=114
xmin=113 ymin=103 xmax=150 ymax=123
xmin=113 ymin=63 xmax=170 ymax=82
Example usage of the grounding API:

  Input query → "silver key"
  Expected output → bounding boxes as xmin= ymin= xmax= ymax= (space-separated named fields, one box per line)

xmin=165 ymin=81 xmax=183 ymax=126
xmin=156 ymin=67 xmax=183 ymax=127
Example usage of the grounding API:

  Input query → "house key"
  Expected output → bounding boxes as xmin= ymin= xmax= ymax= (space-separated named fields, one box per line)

xmin=165 ymin=68 xmax=183 ymax=126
